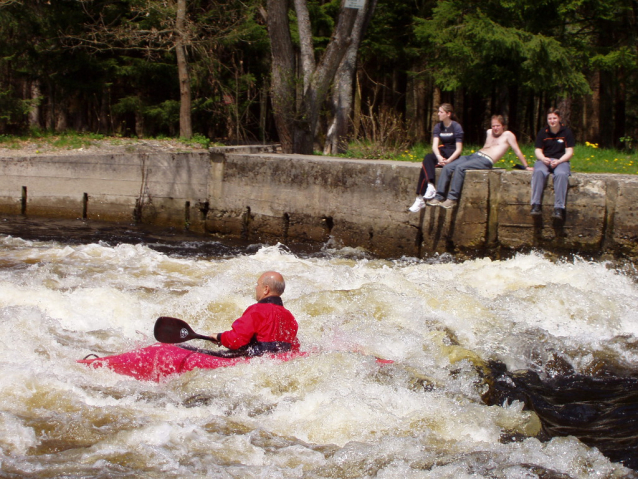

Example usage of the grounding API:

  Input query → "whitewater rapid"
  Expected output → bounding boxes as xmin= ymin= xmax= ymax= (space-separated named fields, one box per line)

xmin=0 ymin=233 xmax=636 ymax=478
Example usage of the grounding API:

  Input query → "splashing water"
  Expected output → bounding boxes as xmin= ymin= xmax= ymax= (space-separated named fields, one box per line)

xmin=0 ymin=223 xmax=637 ymax=478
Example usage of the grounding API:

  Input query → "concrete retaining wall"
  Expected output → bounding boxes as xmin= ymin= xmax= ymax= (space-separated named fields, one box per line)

xmin=0 ymin=146 xmax=636 ymax=260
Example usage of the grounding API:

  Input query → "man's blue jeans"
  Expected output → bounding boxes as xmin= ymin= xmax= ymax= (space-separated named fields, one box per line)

xmin=435 ymin=152 xmax=493 ymax=201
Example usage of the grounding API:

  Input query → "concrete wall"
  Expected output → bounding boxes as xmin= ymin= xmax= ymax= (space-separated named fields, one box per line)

xmin=0 ymin=152 xmax=211 ymax=230
xmin=0 ymin=146 xmax=636 ymax=260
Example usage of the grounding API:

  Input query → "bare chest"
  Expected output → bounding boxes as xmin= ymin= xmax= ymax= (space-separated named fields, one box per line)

xmin=483 ymin=134 xmax=508 ymax=149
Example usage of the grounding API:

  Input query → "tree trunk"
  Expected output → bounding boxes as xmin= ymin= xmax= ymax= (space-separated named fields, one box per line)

xmin=454 ymin=87 xmax=464 ymax=130
xmin=324 ymin=58 xmax=354 ymax=155
xmin=98 ymin=86 xmax=110 ymax=134
xmin=353 ymin=69 xmax=362 ymax=139
xmin=585 ymin=71 xmax=600 ymax=143
xmin=267 ymin=0 xmax=296 ymax=153
xmin=557 ymin=96 xmax=572 ymax=125
xmin=431 ymin=86 xmax=441 ymax=134
xmin=135 ymin=102 xmax=145 ymax=138
xmin=614 ymin=67 xmax=626 ymax=149
xmin=176 ymin=0 xmax=192 ymax=139
xmin=295 ymin=5 xmax=358 ymax=154
xmin=55 ymin=108 xmax=68 ymax=132
xmin=509 ymin=84 xmax=519 ymax=136
xmin=45 ymin=81 xmax=54 ymax=130
xmin=599 ymin=69 xmax=614 ymax=148
xmin=260 ymin=82 xmax=268 ymax=144
xmin=293 ymin=0 xmax=315 ymax=92
xmin=324 ymin=0 xmax=378 ymax=155
xmin=268 ymin=0 xmax=361 ymax=154
xmin=28 ymin=80 xmax=41 ymax=129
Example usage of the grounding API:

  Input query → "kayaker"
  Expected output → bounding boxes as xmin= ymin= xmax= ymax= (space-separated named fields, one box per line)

xmin=211 ymin=271 xmax=300 ymax=357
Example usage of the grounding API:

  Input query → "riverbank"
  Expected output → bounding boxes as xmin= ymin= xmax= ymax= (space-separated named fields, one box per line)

xmin=0 ymin=135 xmax=210 ymax=157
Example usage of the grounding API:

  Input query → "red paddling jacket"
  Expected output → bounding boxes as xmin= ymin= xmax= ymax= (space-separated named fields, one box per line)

xmin=219 ymin=296 xmax=300 ymax=356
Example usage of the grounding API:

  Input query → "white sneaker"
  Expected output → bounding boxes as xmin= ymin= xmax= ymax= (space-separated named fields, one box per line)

xmin=424 ymin=183 xmax=436 ymax=200
xmin=409 ymin=196 xmax=425 ymax=212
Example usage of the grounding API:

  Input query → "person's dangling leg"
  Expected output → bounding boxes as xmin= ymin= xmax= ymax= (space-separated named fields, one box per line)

xmin=552 ymin=162 xmax=570 ymax=209
xmin=551 ymin=161 xmax=570 ymax=220
xmin=421 ymin=153 xmax=438 ymax=199
xmin=410 ymin=153 xmax=438 ymax=212
xmin=429 ymin=156 xmax=468 ymax=206
xmin=445 ymin=154 xmax=492 ymax=203
xmin=530 ymin=161 xmax=549 ymax=215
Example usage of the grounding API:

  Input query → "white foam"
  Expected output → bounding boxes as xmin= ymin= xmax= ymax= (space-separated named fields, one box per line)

xmin=0 ymin=240 xmax=634 ymax=476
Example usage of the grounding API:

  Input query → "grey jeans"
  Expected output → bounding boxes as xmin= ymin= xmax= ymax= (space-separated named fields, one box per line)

xmin=531 ymin=160 xmax=570 ymax=209
xmin=435 ymin=152 xmax=493 ymax=201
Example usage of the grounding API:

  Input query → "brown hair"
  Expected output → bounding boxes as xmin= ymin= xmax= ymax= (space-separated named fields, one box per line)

xmin=491 ymin=115 xmax=507 ymax=128
xmin=547 ymin=107 xmax=562 ymax=119
xmin=439 ymin=103 xmax=458 ymax=122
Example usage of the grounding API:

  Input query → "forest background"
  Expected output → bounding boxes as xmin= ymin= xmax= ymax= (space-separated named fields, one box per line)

xmin=0 ymin=0 xmax=636 ymax=161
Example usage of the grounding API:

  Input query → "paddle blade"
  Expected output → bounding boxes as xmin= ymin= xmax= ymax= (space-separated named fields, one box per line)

xmin=154 ymin=316 xmax=198 ymax=343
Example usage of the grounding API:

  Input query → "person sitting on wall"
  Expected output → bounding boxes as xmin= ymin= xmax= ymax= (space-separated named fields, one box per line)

xmin=409 ymin=103 xmax=464 ymax=212
xmin=427 ymin=115 xmax=531 ymax=209
xmin=530 ymin=108 xmax=575 ymax=221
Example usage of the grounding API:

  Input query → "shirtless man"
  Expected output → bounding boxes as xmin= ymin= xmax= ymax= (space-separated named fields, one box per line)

xmin=427 ymin=115 xmax=531 ymax=209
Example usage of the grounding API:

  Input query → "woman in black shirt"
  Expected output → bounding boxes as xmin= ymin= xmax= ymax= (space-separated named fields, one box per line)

xmin=409 ymin=104 xmax=464 ymax=212
xmin=530 ymin=108 xmax=575 ymax=220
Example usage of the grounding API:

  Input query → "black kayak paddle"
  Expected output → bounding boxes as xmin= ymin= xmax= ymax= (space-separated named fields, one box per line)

xmin=154 ymin=316 xmax=220 ymax=344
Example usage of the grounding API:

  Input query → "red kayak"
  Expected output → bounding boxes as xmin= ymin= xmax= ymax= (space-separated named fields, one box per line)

xmin=80 ymin=343 xmax=394 ymax=382
xmin=79 ymin=343 xmax=308 ymax=382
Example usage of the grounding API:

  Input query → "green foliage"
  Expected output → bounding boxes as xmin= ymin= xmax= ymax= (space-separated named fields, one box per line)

xmin=413 ymin=0 xmax=590 ymax=96
xmin=0 ymin=0 xmax=636 ymax=148
xmin=0 ymin=134 xmax=23 ymax=149
xmin=145 ymin=100 xmax=181 ymax=130
xmin=590 ymin=47 xmax=638 ymax=73
xmin=0 ymin=88 xmax=31 ymax=124
xmin=362 ymin=0 xmax=425 ymax=66
xmin=383 ymin=141 xmax=638 ymax=175
xmin=112 ymin=96 xmax=144 ymax=116
xmin=286 ymin=0 xmax=337 ymax=54
xmin=181 ymin=133 xmax=212 ymax=149
xmin=619 ymin=136 xmax=636 ymax=151
xmin=52 ymin=132 xmax=105 ymax=150
xmin=0 ymin=130 xmax=105 ymax=150
xmin=111 ymin=96 xmax=181 ymax=136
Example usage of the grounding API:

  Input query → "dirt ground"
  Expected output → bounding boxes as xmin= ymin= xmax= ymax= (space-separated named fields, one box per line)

xmin=0 ymin=138 xmax=208 ymax=158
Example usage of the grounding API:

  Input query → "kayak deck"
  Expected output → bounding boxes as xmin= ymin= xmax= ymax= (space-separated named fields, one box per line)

xmin=78 ymin=343 xmax=307 ymax=382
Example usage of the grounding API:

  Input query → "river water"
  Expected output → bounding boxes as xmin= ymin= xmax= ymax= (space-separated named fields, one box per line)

xmin=1 ymin=217 xmax=637 ymax=478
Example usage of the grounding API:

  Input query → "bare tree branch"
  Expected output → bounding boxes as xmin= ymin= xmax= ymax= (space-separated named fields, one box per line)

xmin=0 ymin=0 xmax=22 ymax=7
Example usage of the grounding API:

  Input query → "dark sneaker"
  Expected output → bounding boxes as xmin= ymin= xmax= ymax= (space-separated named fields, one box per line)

xmin=530 ymin=204 xmax=542 ymax=216
xmin=552 ymin=208 xmax=565 ymax=220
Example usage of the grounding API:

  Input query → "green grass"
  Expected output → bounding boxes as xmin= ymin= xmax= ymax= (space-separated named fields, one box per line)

xmin=51 ymin=132 xmax=106 ymax=149
xmin=392 ymin=142 xmax=638 ymax=175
